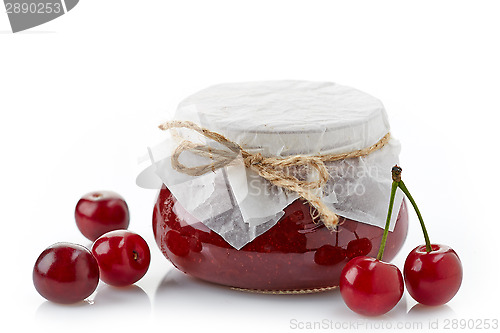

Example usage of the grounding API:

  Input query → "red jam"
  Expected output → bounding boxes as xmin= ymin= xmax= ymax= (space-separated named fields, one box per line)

xmin=153 ymin=185 xmax=408 ymax=291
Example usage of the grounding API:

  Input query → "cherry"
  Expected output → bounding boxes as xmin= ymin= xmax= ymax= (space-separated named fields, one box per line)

xmin=92 ymin=230 xmax=150 ymax=287
xmin=340 ymin=256 xmax=404 ymax=316
xmin=404 ymin=244 xmax=462 ymax=306
xmin=75 ymin=191 xmax=130 ymax=241
xmin=33 ymin=243 xmax=99 ymax=304
xmin=340 ymin=179 xmax=403 ymax=316
xmin=392 ymin=166 xmax=463 ymax=306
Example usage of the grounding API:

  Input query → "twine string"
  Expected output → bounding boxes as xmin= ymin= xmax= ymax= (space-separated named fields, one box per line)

xmin=159 ymin=120 xmax=391 ymax=229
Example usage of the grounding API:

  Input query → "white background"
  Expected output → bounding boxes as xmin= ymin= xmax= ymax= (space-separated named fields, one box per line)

xmin=1 ymin=1 xmax=499 ymax=332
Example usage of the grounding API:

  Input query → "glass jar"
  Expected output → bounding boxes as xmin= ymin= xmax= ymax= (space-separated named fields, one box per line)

xmin=142 ymin=81 xmax=409 ymax=292
xmin=153 ymin=185 xmax=408 ymax=292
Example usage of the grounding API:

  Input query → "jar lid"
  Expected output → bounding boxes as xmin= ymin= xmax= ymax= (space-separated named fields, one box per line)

xmin=139 ymin=81 xmax=402 ymax=249
xmin=175 ymin=81 xmax=390 ymax=157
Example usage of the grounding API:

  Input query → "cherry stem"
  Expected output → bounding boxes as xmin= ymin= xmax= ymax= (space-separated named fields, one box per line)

xmin=376 ymin=181 xmax=398 ymax=260
xmin=397 ymin=180 xmax=432 ymax=253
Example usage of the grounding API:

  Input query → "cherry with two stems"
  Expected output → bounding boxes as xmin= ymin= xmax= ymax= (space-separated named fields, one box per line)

xmin=394 ymin=166 xmax=463 ymax=306
xmin=339 ymin=171 xmax=404 ymax=316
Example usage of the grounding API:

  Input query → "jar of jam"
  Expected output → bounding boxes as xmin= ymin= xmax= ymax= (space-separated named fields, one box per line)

xmin=143 ymin=81 xmax=408 ymax=293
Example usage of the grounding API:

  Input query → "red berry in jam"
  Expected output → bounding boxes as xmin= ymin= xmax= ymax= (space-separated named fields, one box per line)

xmin=346 ymin=233 xmax=373 ymax=259
xmin=340 ymin=256 xmax=404 ymax=316
xmin=314 ymin=245 xmax=346 ymax=266
xmin=404 ymin=244 xmax=462 ymax=306
xmin=75 ymin=191 xmax=130 ymax=241
xmin=314 ymin=231 xmax=346 ymax=266
xmin=188 ymin=236 xmax=203 ymax=253
xmin=165 ymin=230 xmax=191 ymax=257
xmin=33 ymin=243 xmax=99 ymax=304
xmin=92 ymin=230 xmax=151 ymax=287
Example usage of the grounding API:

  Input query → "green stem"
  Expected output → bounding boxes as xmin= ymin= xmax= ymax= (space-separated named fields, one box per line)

xmin=398 ymin=180 xmax=432 ymax=253
xmin=377 ymin=181 xmax=399 ymax=260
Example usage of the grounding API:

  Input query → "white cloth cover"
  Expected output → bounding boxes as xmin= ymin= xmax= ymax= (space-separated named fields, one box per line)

xmin=137 ymin=81 xmax=403 ymax=249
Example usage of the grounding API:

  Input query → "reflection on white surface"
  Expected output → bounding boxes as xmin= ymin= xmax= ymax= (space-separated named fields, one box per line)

xmin=150 ymin=268 xmax=465 ymax=332
xmin=154 ymin=269 xmax=345 ymax=325
xmin=408 ymin=303 xmax=456 ymax=318
xmin=30 ymin=263 xmax=463 ymax=333
xmin=36 ymin=283 xmax=151 ymax=325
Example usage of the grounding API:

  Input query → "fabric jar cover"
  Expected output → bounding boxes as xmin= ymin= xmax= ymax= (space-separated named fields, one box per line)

xmin=137 ymin=81 xmax=403 ymax=249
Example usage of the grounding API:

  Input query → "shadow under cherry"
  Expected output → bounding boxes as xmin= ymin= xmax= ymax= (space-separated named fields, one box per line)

xmin=36 ymin=283 xmax=151 ymax=325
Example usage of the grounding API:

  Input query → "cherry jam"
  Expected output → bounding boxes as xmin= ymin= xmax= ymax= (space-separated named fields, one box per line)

xmin=153 ymin=185 xmax=408 ymax=292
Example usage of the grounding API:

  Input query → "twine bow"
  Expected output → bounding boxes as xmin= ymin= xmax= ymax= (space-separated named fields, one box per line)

xmin=159 ymin=120 xmax=391 ymax=229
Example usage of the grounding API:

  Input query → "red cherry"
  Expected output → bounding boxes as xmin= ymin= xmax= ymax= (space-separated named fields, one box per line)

xmin=33 ymin=243 xmax=99 ymax=304
xmin=75 ymin=191 xmax=130 ymax=241
xmin=92 ymin=230 xmax=151 ymax=287
xmin=404 ymin=244 xmax=462 ymax=306
xmin=340 ymin=256 xmax=404 ymax=316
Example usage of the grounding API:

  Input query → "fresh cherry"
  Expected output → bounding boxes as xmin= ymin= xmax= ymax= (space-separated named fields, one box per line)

xmin=393 ymin=166 xmax=463 ymax=306
xmin=340 ymin=179 xmax=403 ymax=316
xmin=33 ymin=243 xmax=99 ymax=304
xmin=404 ymin=244 xmax=462 ymax=306
xmin=340 ymin=256 xmax=404 ymax=316
xmin=92 ymin=230 xmax=151 ymax=287
xmin=75 ymin=191 xmax=130 ymax=241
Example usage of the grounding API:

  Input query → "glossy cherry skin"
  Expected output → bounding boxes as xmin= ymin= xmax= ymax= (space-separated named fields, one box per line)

xmin=75 ymin=191 xmax=130 ymax=241
xmin=33 ymin=243 xmax=100 ymax=304
xmin=340 ymin=256 xmax=404 ymax=316
xmin=92 ymin=230 xmax=151 ymax=287
xmin=404 ymin=244 xmax=462 ymax=306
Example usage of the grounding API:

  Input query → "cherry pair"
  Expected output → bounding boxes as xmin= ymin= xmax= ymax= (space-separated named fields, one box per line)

xmin=33 ymin=191 xmax=151 ymax=304
xmin=340 ymin=166 xmax=463 ymax=316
